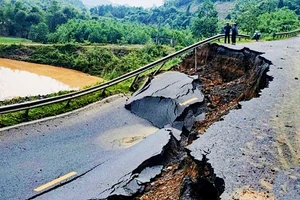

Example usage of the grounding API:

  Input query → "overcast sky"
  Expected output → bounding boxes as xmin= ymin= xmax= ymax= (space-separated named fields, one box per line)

xmin=111 ymin=0 xmax=163 ymax=8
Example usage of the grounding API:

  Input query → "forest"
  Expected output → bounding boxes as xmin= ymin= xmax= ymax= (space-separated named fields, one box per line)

xmin=0 ymin=0 xmax=299 ymax=45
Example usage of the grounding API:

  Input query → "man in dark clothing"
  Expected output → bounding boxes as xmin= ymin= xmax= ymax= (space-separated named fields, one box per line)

xmin=224 ymin=22 xmax=231 ymax=44
xmin=231 ymin=23 xmax=238 ymax=45
xmin=253 ymin=31 xmax=261 ymax=41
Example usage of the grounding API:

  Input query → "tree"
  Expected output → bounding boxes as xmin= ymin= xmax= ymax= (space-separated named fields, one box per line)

xmin=286 ymin=0 xmax=300 ymax=15
xmin=257 ymin=8 xmax=300 ymax=33
xmin=26 ymin=12 xmax=42 ymax=25
xmin=28 ymin=22 xmax=49 ymax=42
xmin=0 ymin=6 xmax=5 ymax=35
xmin=47 ymin=11 xmax=67 ymax=32
xmin=278 ymin=0 xmax=284 ymax=8
xmin=14 ymin=10 xmax=28 ymax=37
xmin=191 ymin=0 xmax=219 ymax=38
xmin=236 ymin=4 xmax=260 ymax=34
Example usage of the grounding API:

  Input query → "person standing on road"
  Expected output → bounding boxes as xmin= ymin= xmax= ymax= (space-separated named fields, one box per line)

xmin=224 ymin=22 xmax=231 ymax=44
xmin=232 ymin=23 xmax=238 ymax=45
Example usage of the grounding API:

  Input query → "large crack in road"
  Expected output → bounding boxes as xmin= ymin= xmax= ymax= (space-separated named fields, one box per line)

xmin=103 ymin=43 xmax=272 ymax=200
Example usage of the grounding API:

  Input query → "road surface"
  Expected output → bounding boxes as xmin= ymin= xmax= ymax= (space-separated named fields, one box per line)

xmin=189 ymin=36 xmax=300 ymax=199
xmin=0 ymin=71 xmax=203 ymax=199
xmin=0 ymin=96 xmax=158 ymax=199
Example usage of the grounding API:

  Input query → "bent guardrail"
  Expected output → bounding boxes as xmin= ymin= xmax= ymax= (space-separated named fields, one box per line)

xmin=273 ymin=29 xmax=300 ymax=39
xmin=0 ymin=34 xmax=250 ymax=115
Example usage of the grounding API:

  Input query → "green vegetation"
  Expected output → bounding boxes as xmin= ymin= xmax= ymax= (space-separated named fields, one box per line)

xmin=0 ymin=36 xmax=32 ymax=43
xmin=227 ymin=0 xmax=300 ymax=37
xmin=0 ymin=0 xmax=299 ymax=44
xmin=0 ymin=42 xmax=172 ymax=79
xmin=191 ymin=0 xmax=219 ymax=38
xmin=47 ymin=18 xmax=195 ymax=46
xmin=0 ymin=0 xmax=86 ymax=11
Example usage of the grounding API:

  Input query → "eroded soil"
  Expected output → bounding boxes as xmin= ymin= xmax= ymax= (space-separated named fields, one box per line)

xmin=137 ymin=45 xmax=271 ymax=200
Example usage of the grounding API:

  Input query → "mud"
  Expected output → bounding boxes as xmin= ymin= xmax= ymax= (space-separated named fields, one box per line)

xmin=0 ymin=58 xmax=102 ymax=88
xmin=180 ymin=44 xmax=271 ymax=136
xmin=105 ymin=43 xmax=271 ymax=200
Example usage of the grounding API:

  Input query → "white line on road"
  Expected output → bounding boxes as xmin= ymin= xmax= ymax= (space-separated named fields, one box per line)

xmin=34 ymin=171 xmax=77 ymax=192
xmin=179 ymin=98 xmax=198 ymax=106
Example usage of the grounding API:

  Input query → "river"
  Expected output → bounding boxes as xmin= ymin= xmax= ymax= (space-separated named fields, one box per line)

xmin=0 ymin=58 xmax=102 ymax=101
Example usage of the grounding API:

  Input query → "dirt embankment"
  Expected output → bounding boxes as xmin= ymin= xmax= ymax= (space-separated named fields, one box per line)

xmin=181 ymin=44 xmax=271 ymax=135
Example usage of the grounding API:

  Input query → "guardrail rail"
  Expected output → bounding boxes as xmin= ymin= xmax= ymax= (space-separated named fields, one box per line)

xmin=273 ymin=29 xmax=300 ymax=39
xmin=0 ymin=34 xmax=250 ymax=115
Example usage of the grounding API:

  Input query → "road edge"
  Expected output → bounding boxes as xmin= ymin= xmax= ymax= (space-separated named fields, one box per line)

xmin=0 ymin=94 xmax=126 ymax=132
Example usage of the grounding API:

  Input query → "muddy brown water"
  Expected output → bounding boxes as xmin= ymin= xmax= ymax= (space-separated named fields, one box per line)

xmin=0 ymin=58 xmax=102 ymax=100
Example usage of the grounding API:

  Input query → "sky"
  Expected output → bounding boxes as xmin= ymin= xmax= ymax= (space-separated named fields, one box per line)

xmin=110 ymin=0 xmax=163 ymax=8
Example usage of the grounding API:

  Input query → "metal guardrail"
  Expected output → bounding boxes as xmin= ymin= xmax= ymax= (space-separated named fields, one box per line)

xmin=0 ymin=34 xmax=250 ymax=115
xmin=273 ymin=29 xmax=300 ymax=39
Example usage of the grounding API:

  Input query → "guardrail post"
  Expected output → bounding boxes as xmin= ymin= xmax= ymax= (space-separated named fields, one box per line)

xmin=66 ymin=99 xmax=71 ymax=107
xmin=194 ymin=47 xmax=197 ymax=72
xmin=153 ymin=62 xmax=166 ymax=76
xmin=133 ymin=76 xmax=152 ymax=95
xmin=130 ymin=75 xmax=139 ymax=91
xmin=101 ymin=88 xmax=106 ymax=97
xmin=24 ymin=109 xmax=29 ymax=118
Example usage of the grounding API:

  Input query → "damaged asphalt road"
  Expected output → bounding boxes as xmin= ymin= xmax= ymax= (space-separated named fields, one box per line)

xmin=35 ymin=128 xmax=174 ymax=200
xmin=189 ymin=37 xmax=300 ymax=200
xmin=0 ymin=96 xmax=160 ymax=200
xmin=126 ymin=71 xmax=206 ymax=131
xmin=0 ymin=71 xmax=207 ymax=199
xmin=39 ymin=71 xmax=208 ymax=199
xmin=119 ymin=39 xmax=299 ymax=200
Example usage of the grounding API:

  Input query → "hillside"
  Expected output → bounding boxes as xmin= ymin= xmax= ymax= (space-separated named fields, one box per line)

xmin=0 ymin=0 xmax=299 ymax=45
xmin=0 ymin=0 xmax=86 ymax=10
xmin=81 ymin=0 xmax=113 ymax=7
xmin=90 ymin=0 xmax=237 ymax=30
xmin=215 ymin=1 xmax=236 ymax=19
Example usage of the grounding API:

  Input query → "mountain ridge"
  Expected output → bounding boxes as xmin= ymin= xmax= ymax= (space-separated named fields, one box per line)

xmin=0 ymin=0 xmax=86 ymax=10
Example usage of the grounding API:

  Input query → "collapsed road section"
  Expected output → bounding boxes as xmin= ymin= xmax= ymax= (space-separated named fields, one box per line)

xmin=104 ymin=43 xmax=272 ymax=199
xmin=125 ymin=71 xmax=206 ymax=131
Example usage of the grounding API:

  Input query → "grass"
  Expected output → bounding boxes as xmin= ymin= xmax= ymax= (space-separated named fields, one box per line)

xmin=0 ymin=36 xmax=32 ymax=44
